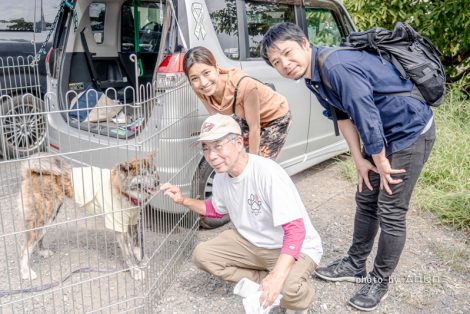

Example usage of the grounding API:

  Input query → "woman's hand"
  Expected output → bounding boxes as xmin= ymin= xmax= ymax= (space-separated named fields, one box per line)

xmin=243 ymin=85 xmax=261 ymax=154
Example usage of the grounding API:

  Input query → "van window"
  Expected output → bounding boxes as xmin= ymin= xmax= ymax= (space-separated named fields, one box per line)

xmin=90 ymin=2 xmax=106 ymax=44
xmin=305 ymin=8 xmax=342 ymax=47
xmin=245 ymin=1 xmax=295 ymax=58
xmin=90 ymin=3 xmax=106 ymax=32
xmin=207 ymin=0 xmax=239 ymax=60
xmin=121 ymin=1 xmax=164 ymax=53
xmin=0 ymin=0 xmax=59 ymax=32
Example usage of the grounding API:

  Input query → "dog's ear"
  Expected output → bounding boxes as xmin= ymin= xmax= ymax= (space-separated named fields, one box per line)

xmin=119 ymin=161 xmax=131 ymax=172
xmin=144 ymin=152 xmax=156 ymax=167
xmin=145 ymin=151 xmax=156 ymax=162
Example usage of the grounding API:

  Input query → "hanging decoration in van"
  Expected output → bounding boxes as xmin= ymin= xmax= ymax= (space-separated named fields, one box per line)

xmin=33 ymin=0 xmax=78 ymax=65
xmin=192 ymin=2 xmax=206 ymax=40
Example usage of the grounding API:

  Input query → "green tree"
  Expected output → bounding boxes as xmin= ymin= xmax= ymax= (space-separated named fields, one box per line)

xmin=8 ymin=18 xmax=33 ymax=31
xmin=343 ymin=0 xmax=469 ymax=87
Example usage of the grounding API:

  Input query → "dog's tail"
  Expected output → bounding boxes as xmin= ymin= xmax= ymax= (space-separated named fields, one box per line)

xmin=21 ymin=153 xmax=74 ymax=198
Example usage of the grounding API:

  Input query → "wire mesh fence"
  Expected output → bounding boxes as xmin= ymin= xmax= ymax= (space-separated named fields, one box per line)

xmin=0 ymin=56 xmax=46 ymax=160
xmin=0 ymin=62 xmax=202 ymax=312
xmin=0 ymin=56 xmax=41 ymax=98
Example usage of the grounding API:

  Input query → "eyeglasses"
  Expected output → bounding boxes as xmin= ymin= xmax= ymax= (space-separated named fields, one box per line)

xmin=201 ymin=139 xmax=233 ymax=155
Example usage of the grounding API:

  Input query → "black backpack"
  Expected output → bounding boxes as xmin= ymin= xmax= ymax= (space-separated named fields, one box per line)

xmin=316 ymin=22 xmax=446 ymax=135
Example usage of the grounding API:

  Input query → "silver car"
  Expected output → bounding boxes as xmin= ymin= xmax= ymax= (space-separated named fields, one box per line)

xmin=0 ymin=0 xmax=61 ymax=158
xmin=45 ymin=0 xmax=354 ymax=228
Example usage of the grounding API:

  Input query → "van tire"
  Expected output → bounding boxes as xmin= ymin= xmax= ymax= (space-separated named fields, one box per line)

xmin=0 ymin=95 xmax=47 ymax=159
xmin=195 ymin=159 xmax=230 ymax=229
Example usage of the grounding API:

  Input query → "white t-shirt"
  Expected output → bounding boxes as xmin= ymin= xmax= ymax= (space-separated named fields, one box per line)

xmin=211 ymin=154 xmax=323 ymax=265
xmin=72 ymin=167 xmax=140 ymax=233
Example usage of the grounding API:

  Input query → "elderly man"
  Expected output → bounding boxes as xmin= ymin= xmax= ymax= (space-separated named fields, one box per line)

xmin=161 ymin=114 xmax=323 ymax=313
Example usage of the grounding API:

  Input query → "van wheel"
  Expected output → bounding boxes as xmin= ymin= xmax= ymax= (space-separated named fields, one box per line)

xmin=195 ymin=159 xmax=230 ymax=229
xmin=0 ymin=95 xmax=47 ymax=159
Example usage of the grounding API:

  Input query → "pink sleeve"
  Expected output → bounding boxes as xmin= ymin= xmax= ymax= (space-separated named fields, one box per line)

xmin=281 ymin=218 xmax=306 ymax=260
xmin=204 ymin=199 xmax=225 ymax=218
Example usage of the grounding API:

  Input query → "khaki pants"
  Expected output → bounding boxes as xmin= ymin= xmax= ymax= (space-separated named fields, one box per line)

xmin=192 ymin=229 xmax=316 ymax=310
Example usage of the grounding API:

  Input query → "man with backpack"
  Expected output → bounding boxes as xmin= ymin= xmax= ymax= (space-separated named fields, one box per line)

xmin=260 ymin=22 xmax=436 ymax=311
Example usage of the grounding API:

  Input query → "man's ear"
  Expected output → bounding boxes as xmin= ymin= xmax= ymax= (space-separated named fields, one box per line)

xmin=302 ymin=37 xmax=310 ymax=49
xmin=236 ymin=136 xmax=245 ymax=151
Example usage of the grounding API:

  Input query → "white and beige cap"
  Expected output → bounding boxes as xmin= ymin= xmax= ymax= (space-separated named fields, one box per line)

xmin=198 ymin=113 xmax=241 ymax=142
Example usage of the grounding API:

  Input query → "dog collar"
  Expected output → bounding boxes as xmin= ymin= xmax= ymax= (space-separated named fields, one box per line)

xmin=129 ymin=197 xmax=140 ymax=206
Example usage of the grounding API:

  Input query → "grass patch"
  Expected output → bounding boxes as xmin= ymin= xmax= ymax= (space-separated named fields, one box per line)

xmin=429 ymin=240 xmax=470 ymax=273
xmin=415 ymin=83 xmax=470 ymax=230
xmin=337 ymin=153 xmax=356 ymax=182
xmin=338 ymin=83 xmax=470 ymax=231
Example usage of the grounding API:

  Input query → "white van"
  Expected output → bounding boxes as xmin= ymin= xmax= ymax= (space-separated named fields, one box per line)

xmin=45 ymin=0 xmax=355 ymax=227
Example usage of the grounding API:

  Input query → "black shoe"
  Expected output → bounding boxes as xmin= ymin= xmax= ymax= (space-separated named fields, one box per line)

xmin=348 ymin=278 xmax=389 ymax=311
xmin=314 ymin=257 xmax=367 ymax=282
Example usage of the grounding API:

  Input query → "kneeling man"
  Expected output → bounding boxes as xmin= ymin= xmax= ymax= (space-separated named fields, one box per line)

xmin=161 ymin=114 xmax=323 ymax=313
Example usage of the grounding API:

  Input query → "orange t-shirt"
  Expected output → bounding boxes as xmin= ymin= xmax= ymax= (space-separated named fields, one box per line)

xmin=195 ymin=67 xmax=289 ymax=123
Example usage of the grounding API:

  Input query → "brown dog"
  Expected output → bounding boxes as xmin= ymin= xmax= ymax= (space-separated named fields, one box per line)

xmin=19 ymin=153 xmax=159 ymax=280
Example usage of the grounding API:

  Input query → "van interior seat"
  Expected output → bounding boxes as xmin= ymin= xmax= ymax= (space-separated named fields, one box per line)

xmin=79 ymin=28 xmax=135 ymax=100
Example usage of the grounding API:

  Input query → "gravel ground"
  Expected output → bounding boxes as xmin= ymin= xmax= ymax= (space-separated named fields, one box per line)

xmin=155 ymin=159 xmax=470 ymax=314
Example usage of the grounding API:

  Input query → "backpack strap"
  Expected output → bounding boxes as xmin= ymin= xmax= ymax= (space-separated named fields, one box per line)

xmin=317 ymin=47 xmax=354 ymax=136
xmin=317 ymin=47 xmax=356 ymax=89
xmin=374 ymin=86 xmax=425 ymax=103
xmin=388 ymin=55 xmax=409 ymax=80
xmin=232 ymin=75 xmax=269 ymax=115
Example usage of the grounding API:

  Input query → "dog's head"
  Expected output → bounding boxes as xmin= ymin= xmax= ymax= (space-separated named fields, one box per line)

xmin=112 ymin=153 xmax=159 ymax=202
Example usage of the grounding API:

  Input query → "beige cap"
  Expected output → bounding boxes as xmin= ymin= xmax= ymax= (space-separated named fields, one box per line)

xmin=198 ymin=114 xmax=241 ymax=142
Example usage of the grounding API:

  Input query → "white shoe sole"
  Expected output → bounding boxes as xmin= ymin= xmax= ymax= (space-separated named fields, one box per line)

xmin=314 ymin=270 xmax=365 ymax=283
xmin=348 ymin=292 xmax=389 ymax=312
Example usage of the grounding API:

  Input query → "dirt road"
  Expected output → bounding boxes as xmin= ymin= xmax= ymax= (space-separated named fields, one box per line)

xmin=154 ymin=159 xmax=470 ymax=313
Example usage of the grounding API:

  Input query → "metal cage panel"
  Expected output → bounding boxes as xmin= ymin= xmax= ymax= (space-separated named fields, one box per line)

xmin=0 ymin=61 xmax=201 ymax=312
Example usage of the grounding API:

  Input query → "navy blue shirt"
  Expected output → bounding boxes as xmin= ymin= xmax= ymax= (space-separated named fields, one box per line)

xmin=305 ymin=47 xmax=433 ymax=156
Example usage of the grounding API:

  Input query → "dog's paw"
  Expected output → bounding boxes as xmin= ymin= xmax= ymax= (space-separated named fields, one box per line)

xmin=21 ymin=270 xmax=38 ymax=280
xmin=38 ymin=249 xmax=54 ymax=258
xmin=133 ymin=247 xmax=143 ymax=262
xmin=130 ymin=268 xmax=145 ymax=280
xmin=140 ymin=255 xmax=150 ymax=265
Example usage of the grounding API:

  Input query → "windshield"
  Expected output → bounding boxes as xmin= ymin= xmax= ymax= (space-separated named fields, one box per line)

xmin=121 ymin=0 xmax=165 ymax=53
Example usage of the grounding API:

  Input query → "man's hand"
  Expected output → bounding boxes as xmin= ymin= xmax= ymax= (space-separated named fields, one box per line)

xmin=259 ymin=272 xmax=285 ymax=309
xmin=354 ymin=157 xmax=378 ymax=192
xmin=160 ymin=182 xmax=185 ymax=205
xmin=372 ymin=149 xmax=406 ymax=195
xmin=337 ymin=119 xmax=378 ymax=192
xmin=161 ymin=183 xmax=207 ymax=214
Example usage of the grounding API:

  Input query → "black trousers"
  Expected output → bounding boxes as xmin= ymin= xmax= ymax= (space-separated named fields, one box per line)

xmin=347 ymin=122 xmax=436 ymax=282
